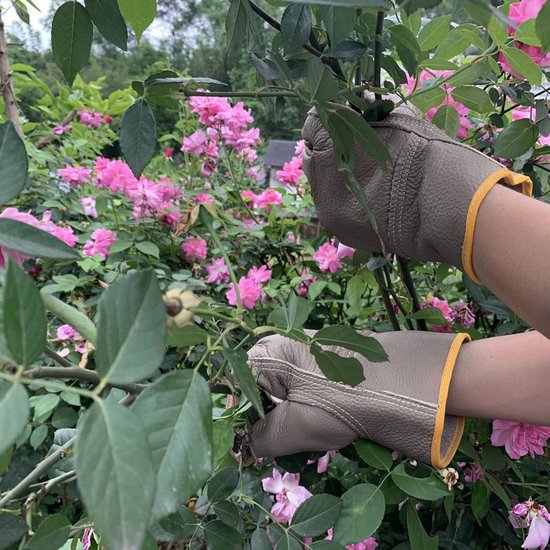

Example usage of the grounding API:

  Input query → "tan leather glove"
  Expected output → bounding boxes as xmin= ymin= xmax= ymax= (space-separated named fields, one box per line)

xmin=302 ymin=105 xmax=532 ymax=284
xmin=248 ymin=330 xmax=470 ymax=469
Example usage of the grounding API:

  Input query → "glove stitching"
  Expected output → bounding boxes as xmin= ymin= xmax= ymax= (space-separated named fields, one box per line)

xmin=253 ymin=360 xmax=437 ymax=415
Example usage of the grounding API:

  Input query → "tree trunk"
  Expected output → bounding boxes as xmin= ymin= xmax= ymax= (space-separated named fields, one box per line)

xmin=0 ymin=9 xmax=23 ymax=138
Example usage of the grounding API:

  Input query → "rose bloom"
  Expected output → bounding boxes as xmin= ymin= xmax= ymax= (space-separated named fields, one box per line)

xmin=314 ymin=240 xmax=343 ymax=273
xmin=57 ymin=324 xmax=80 ymax=341
xmin=205 ymin=258 xmax=229 ymax=284
xmin=509 ymin=499 xmax=550 ymax=550
xmin=181 ymin=237 xmax=208 ymax=263
xmin=83 ymin=228 xmax=117 ymax=260
xmin=256 ymin=189 xmax=282 ymax=208
xmin=421 ymin=296 xmax=454 ymax=333
xmin=247 ymin=265 xmax=271 ymax=285
xmin=57 ymin=164 xmax=92 ymax=186
xmin=491 ymin=420 xmax=550 ymax=459
xmin=225 ymin=276 xmax=262 ymax=309
xmin=80 ymin=196 xmax=97 ymax=218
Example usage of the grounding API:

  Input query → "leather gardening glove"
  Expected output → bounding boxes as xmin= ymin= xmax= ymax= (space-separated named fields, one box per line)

xmin=301 ymin=104 xmax=532 ymax=284
xmin=248 ymin=330 xmax=470 ymax=469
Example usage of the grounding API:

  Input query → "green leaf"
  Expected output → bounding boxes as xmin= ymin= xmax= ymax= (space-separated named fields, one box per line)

xmin=291 ymin=494 xmax=342 ymax=537
xmin=203 ymin=520 xmax=242 ymax=550
xmin=306 ymin=58 xmax=339 ymax=102
xmin=281 ymin=3 xmax=312 ymax=52
xmin=399 ymin=0 xmax=442 ymax=14
xmin=345 ymin=275 xmax=366 ymax=315
xmin=4 ymin=260 xmax=46 ymax=366
xmin=0 ymin=381 xmax=28 ymax=455
xmin=407 ymin=502 xmax=439 ymax=550
xmin=391 ymin=462 xmax=450 ymax=500
xmin=0 ymin=122 xmax=28 ymax=204
xmin=207 ymin=467 xmax=239 ymax=502
xmin=390 ymin=24 xmax=421 ymax=75
xmin=226 ymin=0 xmax=247 ymax=53
xmin=120 ymin=99 xmax=157 ymax=177
xmin=432 ymin=104 xmax=460 ymax=137
xmin=27 ymin=514 xmax=71 ymax=550
xmin=333 ymin=39 xmax=368 ymax=59
xmin=0 ymin=219 xmax=80 ymax=261
xmin=312 ymin=326 xmax=388 ymax=362
xmin=355 ymin=439 xmax=392 ymax=471
xmin=502 ymin=46 xmax=542 ymax=84
xmin=418 ymin=58 xmax=458 ymax=70
xmin=213 ymin=419 xmax=235 ymax=468
xmin=434 ymin=28 xmax=472 ymax=60
xmin=132 ymin=370 xmax=212 ymax=520
xmin=268 ymin=294 xmax=313 ymax=331
xmin=0 ymin=512 xmax=27 ymax=550
xmin=515 ymin=19 xmax=541 ymax=46
xmin=310 ymin=543 xmax=345 ymax=550
xmin=222 ymin=348 xmax=264 ymax=418
xmin=417 ymin=15 xmax=451 ymax=50
xmin=166 ymin=324 xmax=208 ymax=348
xmin=487 ymin=15 xmax=507 ymax=46
xmin=117 ymin=0 xmax=156 ymax=41
xmin=319 ymin=6 xmax=356 ymax=53
xmin=332 ymin=108 xmax=391 ymax=169
xmin=51 ymin=1 xmax=93 ymax=85
xmin=451 ymin=86 xmax=493 ymax=113
xmin=84 ymin=0 xmax=128 ymax=50
xmin=408 ymin=87 xmax=446 ymax=112
xmin=493 ymin=119 xmax=538 ymax=159
xmin=96 ymin=270 xmax=166 ymax=384
xmin=75 ymin=400 xmax=155 ymax=550
xmin=135 ymin=240 xmax=160 ymax=258
xmin=310 ymin=345 xmax=365 ymax=387
xmin=332 ymin=483 xmax=385 ymax=544
xmin=536 ymin=0 xmax=550 ymax=53
xmin=279 ymin=0 xmax=389 ymax=7
xmin=471 ymin=481 xmax=490 ymax=522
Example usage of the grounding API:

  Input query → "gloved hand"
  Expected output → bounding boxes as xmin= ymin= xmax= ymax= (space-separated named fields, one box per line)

xmin=301 ymin=103 xmax=532 ymax=283
xmin=248 ymin=329 xmax=470 ymax=469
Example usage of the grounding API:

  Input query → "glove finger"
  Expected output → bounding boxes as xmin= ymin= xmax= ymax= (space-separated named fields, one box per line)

xmin=249 ymin=399 xmax=356 ymax=458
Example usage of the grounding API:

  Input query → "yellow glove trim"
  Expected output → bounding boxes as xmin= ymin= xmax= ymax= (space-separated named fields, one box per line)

xmin=462 ymin=168 xmax=533 ymax=285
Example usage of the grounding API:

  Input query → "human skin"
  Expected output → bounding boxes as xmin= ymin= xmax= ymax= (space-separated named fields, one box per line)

xmin=446 ymin=185 xmax=550 ymax=425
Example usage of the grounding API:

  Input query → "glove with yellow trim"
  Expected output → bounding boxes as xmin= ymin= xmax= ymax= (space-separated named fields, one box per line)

xmin=301 ymin=104 xmax=532 ymax=284
xmin=248 ymin=330 xmax=469 ymax=469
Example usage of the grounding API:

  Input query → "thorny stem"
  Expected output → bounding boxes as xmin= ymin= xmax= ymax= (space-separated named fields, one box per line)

xmin=373 ymin=265 xmax=401 ymax=331
xmin=383 ymin=264 xmax=414 ymax=330
xmin=396 ymin=256 xmax=427 ymax=331
xmin=0 ymin=437 xmax=76 ymax=507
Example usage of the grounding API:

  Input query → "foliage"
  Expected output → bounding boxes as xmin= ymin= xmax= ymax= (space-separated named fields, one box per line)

xmin=0 ymin=0 xmax=549 ymax=549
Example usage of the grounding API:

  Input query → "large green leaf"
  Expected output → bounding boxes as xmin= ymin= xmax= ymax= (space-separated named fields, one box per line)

xmin=117 ymin=0 xmax=156 ymax=41
xmin=0 ymin=122 xmax=28 ymax=204
xmin=222 ymin=348 xmax=264 ymax=417
xmin=312 ymin=325 xmax=388 ymax=362
xmin=408 ymin=86 xmax=446 ymax=112
xmin=502 ymin=46 xmax=542 ymax=84
xmin=451 ymin=86 xmax=493 ymax=113
xmin=290 ymin=494 xmax=342 ymax=537
xmin=434 ymin=28 xmax=472 ymax=60
xmin=281 ymin=3 xmax=312 ymax=52
xmin=0 ymin=380 xmax=28 ymax=455
xmin=85 ymin=0 xmax=128 ymax=50
xmin=332 ymin=483 xmax=385 ymax=544
xmin=319 ymin=6 xmax=355 ymax=52
xmin=95 ymin=270 xmax=166 ymax=384
xmin=417 ymin=15 xmax=451 ymax=50
xmin=268 ymin=294 xmax=313 ymax=331
xmin=391 ymin=462 xmax=450 ymax=500
xmin=407 ymin=502 xmax=439 ymax=550
xmin=311 ymin=344 xmax=365 ymax=387
xmin=493 ymin=119 xmax=538 ymax=159
xmin=119 ymin=99 xmax=157 ymax=177
xmin=51 ymin=2 xmax=93 ymax=85
xmin=432 ymin=104 xmax=460 ymax=137
xmin=0 ymin=512 xmax=27 ymax=550
xmin=355 ymin=439 xmax=392 ymax=471
xmin=0 ymin=219 xmax=80 ymax=260
xmin=306 ymin=58 xmax=339 ymax=102
xmin=3 ymin=261 xmax=46 ymax=366
xmin=536 ymin=0 xmax=550 ymax=53
xmin=203 ymin=520 xmax=242 ymax=550
xmin=75 ymin=400 xmax=155 ymax=549
xmin=389 ymin=24 xmax=421 ymax=75
xmin=132 ymin=370 xmax=213 ymax=520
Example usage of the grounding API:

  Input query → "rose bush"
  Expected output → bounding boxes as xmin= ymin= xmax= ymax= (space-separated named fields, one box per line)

xmin=1 ymin=1 xmax=550 ymax=549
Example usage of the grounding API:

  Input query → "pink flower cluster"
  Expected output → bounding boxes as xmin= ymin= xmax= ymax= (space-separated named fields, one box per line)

xmin=78 ymin=107 xmax=110 ymax=128
xmin=0 ymin=207 xmax=77 ymax=268
xmin=509 ymin=499 xmax=550 ymax=549
xmin=182 ymin=93 xmax=261 ymax=177
xmin=57 ymin=164 xmax=92 ymax=186
xmin=499 ymin=0 xmax=550 ymax=75
xmin=226 ymin=265 xmax=271 ymax=309
xmin=262 ymin=468 xmax=312 ymax=523
xmin=57 ymin=324 xmax=81 ymax=341
xmin=240 ymin=188 xmax=283 ymax=209
xmin=181 ymin=237 xmax=208 ymax=264
xmin=93 ymin=158 xmax=181 ymax=227
xmin=313 ymin=241 xmax=355 ymax=273
xmin=491 ymin=419 xmax=550 ymax=460
xmin=276 ymin=140 xmax=306 ymax=185
xmin=404 ymin=70 xmax=471 ymax=138
xmin=83 ymin=228 xmax=117 ymax=260
xmin=421 ymin=297 xmax=475 ymax=332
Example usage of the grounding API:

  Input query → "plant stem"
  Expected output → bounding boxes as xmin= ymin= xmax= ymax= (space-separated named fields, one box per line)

xmin=41 ymin=293 xmax=97 ymax=345
xmin=0 ymin=436 xmax=76 ymax=507
xmin=373 ymin=266 xmax=401 ymax=331
xmin=383 ymin=264 xmax=414 ymax=330
xmin=396 ymin=256 xmax=427 ymax=331
xmin=374 ymin=11 xmax=385 ymax=101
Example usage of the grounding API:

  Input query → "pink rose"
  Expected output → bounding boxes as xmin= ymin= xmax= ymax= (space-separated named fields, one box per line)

xmin=491 ymin=420 xmax=550 ymax=459
xmin=225 ymin=276 xmax=262 ymax=309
